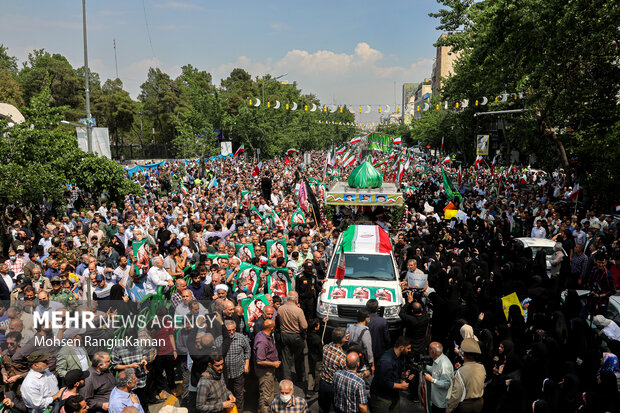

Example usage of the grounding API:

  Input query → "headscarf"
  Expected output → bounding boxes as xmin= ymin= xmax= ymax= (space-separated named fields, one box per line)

xmin=599 ymin=352 xmax=620 ymax=388
xmin=460 ymin=324 xmax=478 ymax=342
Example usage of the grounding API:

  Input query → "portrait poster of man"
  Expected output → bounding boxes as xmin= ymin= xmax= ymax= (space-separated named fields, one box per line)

xmin=234 ymin=262 xmax=262 ymax=295
xmin=266 ymin=267 xmax=292 ymax=298
xmin=266 ymin=238 xmax=287 ymax=260
xmin=241 ymin=294 xmax=269 ymax=332
xmin=235 ymin=242 xmax=255 ymax=261
xmin=208 ymin=253 xmax=229 ymax=267
xmin=291 ymin=207 xmax=306 ymax=229
xmin=132 ymin=238 xmax=151 ymax=276
xmin=476 ymin=134 xmax=490 ymax=155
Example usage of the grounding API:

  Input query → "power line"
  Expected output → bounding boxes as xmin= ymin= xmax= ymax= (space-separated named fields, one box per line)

xmin=141 ymin=0 xmax=157 ymax=64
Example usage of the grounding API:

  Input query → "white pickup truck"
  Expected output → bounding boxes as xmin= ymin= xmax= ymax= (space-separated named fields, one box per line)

xmin=317 ymin=224 xmax=404 ymax=334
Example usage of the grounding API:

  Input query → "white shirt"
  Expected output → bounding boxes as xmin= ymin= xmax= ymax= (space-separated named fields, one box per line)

xmin=113 ymin=265 xmax=131 ymax=286
xmin=2 ymin=273 xmax=14 ymax=291
xmin=21 ymin=369 xmax=59 ymax=412
xmin=531 ymin=226 xmax=547 ymax=239
xmin=145 ymin=266 xmax=172 ymax=295
xmin=74 ymin=346 xmax=90 ymax=371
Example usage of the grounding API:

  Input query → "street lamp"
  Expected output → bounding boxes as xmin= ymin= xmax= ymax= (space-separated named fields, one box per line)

xmin=82 ymin=0 xmax=93 ymax=153
xmin=261 ymin=73 xmax=288 ymax=104
xmin=61 ymin=120 xmax=86 ymax=128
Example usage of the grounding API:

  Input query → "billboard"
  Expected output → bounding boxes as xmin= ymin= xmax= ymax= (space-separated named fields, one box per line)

xmin=221 ymin=141 xmax=232 ymax=156
xmin=476 ymin=134 xmax=489 ymax=156
xmin=75 ymin=127 xmax=111 ymax=159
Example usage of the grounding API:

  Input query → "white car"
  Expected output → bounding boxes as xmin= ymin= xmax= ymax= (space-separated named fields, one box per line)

xmin=514 ymin=237 xmax=566 ymax=276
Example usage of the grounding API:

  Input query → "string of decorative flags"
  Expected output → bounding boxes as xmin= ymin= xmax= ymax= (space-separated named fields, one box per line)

xmin=247 ymin=91 xmax=525 ymax=115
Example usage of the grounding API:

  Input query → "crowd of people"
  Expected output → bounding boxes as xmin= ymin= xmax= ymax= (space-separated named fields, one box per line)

xmin=0 ymin=149 xmax=618 ymax=413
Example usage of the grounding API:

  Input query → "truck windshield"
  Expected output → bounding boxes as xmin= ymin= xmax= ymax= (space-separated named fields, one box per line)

xmin=328 ymin=253 xmax=396 ymax=281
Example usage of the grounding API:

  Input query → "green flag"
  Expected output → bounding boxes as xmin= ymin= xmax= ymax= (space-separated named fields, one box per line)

xmin=250 ymin=206 xmax=265 ymax=221
xmin=441 ymin=166 xmax=462 ymax=203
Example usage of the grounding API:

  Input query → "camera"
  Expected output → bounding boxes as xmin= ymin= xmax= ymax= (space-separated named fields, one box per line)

xmin=418 ymin=355 xmax=434 ymax=366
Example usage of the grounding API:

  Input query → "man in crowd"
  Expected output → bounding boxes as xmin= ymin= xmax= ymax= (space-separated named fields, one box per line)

xmin=21 ymin=351 xmax=66 ymax=412
xmin=80 ymin=352 xmax=116 ymax=412
xmin=108 ymin=368 xmax=144 ymax=413
xmin=333 ymin=352 xmax=368 ymax=413
xmin=268 ymin=379 xmax=308 ymax=413
xmin=370 ymin=337 xmax=412 ymax=413
xmin=196 ymin=355 xmax=235 ymax=413
xmin=214 ymin=320 xmax=251 ymax=412
xmin=423 ymin=342 xmax=454 ymax=413
xmin=254 ymin=319 xmax=280 ymax=413
xmin=277 ymin=292 xmax=308 ymax=389
xmin=447 ymin=338 xmax=485 ymax=413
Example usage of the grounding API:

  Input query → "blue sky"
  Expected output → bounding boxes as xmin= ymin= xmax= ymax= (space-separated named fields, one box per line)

xmin=0 ymin=0 xmax=445 ymax=122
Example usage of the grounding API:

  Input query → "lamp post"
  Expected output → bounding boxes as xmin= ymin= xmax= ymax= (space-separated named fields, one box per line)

xmin=261 ymin=73 xmax=288 ymax=104
xmin=82 ymin=0 xmax=92 ymax=153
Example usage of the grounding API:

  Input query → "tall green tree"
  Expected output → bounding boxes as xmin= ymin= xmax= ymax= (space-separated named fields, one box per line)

xmin=173 ymin=65 xmax=222 ymax=171
xmin=18 ymin=50 xmax=82 ymax=117
xmin=96 ymin=79 xmax=136 ymax=148
xmin=139 ymin=67 xmax=185 ymax=144
xmin=431 ymin=0 xmax=620 ymax=192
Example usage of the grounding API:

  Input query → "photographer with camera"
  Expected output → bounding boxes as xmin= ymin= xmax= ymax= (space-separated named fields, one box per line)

xmin=400 ymin=293 xmax=430 ymax=359
xmin=423 ymin=342 xmax=454 ymax=413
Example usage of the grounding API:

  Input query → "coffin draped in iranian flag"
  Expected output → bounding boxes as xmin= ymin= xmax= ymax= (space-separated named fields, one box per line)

xmin=325 ymin=160 xmax=403 ymax=207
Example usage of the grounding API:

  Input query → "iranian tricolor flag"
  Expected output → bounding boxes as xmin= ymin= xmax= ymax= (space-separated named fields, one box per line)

xmin=490 ymin=156 xmax=497 ymax=175
xmin=341 ymin=151 xmax=356 ymax=168
xmin=474 ymin=155 xmax=483 ymax=170
xmin=567 ymin=183 xmax=580 ymax=202
xmin=393 ymin=136 xmax=402 ymax=145
xmin=341 ymin=225 xmax=391 ymax=253
xmin=441 ymin=156 xmax=451 ymax=165
xmin=350 ymin=136 xmax=362 ymax=145
xmin=334 ymin=246 xmax=345 ymax=285
xmin=233 ymin=145 xmax=245 ymax=158
xmin=336 ymin=145 xmax=347 ymax=155
xmin=287 ymin=148 xmax=299 ymax=156
xmin=251 ymin=162 xmax=262 ymax=177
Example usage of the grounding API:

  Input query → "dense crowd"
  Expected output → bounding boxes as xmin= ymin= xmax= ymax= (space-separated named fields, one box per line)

xmin=0 ymin=149 xmax=618 ymax=413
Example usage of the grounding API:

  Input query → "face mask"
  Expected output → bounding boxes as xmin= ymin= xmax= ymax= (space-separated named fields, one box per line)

xmin=40 ymin=300 xmax=49 ymax=308
xmin=280 ymin=394 xmax=292 ymax=403
xmin=242 ymin=286 xmax=249 ymax=293
xmin=9 ymin=256 xmax=15 ymax=262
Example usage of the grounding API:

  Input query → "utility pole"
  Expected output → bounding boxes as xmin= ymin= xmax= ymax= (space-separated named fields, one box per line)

xmin=113 ymin=39 xmax=119 ymax=79
xmin=82 ymin=0 xmax=92 ymax=153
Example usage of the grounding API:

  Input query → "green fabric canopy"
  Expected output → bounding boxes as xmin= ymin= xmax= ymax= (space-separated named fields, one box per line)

xmin=348 ymin=161 xmax=383 ymax=189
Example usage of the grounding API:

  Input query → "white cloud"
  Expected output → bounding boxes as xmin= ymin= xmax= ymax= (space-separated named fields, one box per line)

xmin=211 ymin=42 xmax=433 ymax=121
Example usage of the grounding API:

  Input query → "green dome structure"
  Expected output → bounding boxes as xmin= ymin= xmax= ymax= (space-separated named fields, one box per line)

xmin=347 ymin=161 xmax=383 ymax=189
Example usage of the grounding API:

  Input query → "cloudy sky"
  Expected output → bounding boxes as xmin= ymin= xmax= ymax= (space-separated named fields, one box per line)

xmin=1 ymin=0 xmax=444 ymax=122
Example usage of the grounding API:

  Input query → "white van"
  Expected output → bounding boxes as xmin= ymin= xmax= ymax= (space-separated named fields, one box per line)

xmin=514 ymin=237 xmax=566 ymax=276
xmin=317 ymin=225 xmax=404 ymax=333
